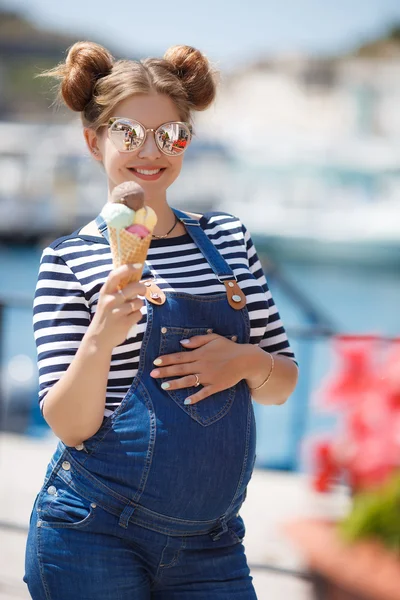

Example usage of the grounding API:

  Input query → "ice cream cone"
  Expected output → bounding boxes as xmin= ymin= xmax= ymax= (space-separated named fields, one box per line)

xmin=109 ymin=227 xmax=152 ymax=288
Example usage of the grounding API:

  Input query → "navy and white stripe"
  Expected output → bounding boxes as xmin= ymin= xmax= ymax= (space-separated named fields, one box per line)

xmin=33 ymin=212 xmax=296 ymax=416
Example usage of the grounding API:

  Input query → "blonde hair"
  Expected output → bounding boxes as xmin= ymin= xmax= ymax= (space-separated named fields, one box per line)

xmin=41 ymin=42 xmax=218 ymax=129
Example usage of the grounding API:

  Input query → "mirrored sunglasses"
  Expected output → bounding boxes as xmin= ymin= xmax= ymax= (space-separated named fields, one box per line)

xmin=107 ymin=118 xmax=192 ymax=156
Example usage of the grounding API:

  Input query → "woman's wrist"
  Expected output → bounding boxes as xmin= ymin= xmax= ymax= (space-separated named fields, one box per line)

xmin=240 ymin=345 xmax=298 ymax=405
xmin=240 ymin=344 xmax=274 ymax=389
xmin=84 ymin=324 xmax=115 ymax=355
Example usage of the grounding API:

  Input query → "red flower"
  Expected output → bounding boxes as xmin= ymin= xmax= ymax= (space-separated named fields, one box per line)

xmin=315 ymin=335 xmax=383 ymax=411
xmin=309 ymin=335 xmax=400 ymax=494
xmin=311 ymin=440 xmax=340 ymax=492
xmin=381 ymin=339 xmax=400 ymax=409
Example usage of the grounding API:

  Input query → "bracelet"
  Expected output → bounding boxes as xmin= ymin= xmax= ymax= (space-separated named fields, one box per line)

xmin=249 ymin=352 xmax=275 ymax=391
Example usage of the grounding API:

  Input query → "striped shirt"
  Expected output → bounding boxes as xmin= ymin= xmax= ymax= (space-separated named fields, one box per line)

xmin=33 ymin=211 xmax=296 ymax=416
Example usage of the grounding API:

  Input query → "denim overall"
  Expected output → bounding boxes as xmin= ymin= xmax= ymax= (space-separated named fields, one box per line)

xmin=24 ymin=210 xmax=258 ymax=599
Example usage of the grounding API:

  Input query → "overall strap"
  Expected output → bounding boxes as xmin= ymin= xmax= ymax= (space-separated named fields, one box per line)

xmin=172 ymin=209 xmax=246 ymax=310
xmin=172 ymin=209 xmax=233 ymax=281
xmin=95 ymin=214 xmax=109 ymax=242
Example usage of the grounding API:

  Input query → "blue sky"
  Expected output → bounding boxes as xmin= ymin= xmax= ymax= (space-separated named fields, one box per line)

xmin=4 ymin=0 xmax=400 ymax=68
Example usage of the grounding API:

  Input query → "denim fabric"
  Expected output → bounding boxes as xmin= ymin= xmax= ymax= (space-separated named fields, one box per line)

xmin=24 ymin=211 xmax=258 ymax=598
xmin=25 ymin=493 xmax=256 ymax=599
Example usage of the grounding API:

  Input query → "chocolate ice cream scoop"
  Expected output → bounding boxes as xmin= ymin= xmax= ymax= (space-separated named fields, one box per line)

xmin=111 ymin=181 xmax=145 ymax=212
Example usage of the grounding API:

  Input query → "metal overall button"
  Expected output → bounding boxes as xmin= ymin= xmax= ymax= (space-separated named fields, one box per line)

xmin=144 ymin=281 xmax=166 ymax=305
xmin=47 ymin=486 xmax=57 ymax=496
xmin=232 ymin=295 xmax=242 ymax=303
xmin=62 ymin=461 xmax=71 ymax=471
xmin=161 ymin=327 xmax=168 ymax=334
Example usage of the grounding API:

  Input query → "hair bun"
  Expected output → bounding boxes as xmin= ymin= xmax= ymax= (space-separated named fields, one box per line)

xmin=60 ymin=42 xmax=114 ymax=112
xmin=164 ymin=45 xmax=217 ymax=111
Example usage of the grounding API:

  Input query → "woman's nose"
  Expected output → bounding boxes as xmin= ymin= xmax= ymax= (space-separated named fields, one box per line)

xmin=138 ymin=131 xmax=162 ymax=160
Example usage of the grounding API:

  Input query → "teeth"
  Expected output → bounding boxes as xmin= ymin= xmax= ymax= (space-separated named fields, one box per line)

xmin=135 ymin=169 xmax=161 ymax=175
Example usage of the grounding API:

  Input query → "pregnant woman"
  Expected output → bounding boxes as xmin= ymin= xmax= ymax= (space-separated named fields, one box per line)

xmin=24 ymin=41 xmax=298 ymax=599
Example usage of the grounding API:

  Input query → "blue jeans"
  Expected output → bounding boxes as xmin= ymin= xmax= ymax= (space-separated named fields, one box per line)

xmin=24 ymin=492 xmax=256 ymax=599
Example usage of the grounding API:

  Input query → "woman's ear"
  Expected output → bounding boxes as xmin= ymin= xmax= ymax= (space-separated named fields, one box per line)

xmin=84 ymin=128 xmax=103 ymax=162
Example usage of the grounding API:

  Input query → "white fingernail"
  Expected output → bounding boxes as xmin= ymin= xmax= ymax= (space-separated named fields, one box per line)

xmin=184 ymin=398 xmax=192 ymax=405
xmin=132 ymin=263 xmax=143 ymax=269
xmin=153 ymin=358 xmax=162 ymax=366
xmin=161 ymin=382 xmax=170 ymax=390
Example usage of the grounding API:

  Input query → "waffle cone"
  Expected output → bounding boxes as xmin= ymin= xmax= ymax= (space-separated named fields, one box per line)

xmin=109 ymin=227 xmax=152 ymax=287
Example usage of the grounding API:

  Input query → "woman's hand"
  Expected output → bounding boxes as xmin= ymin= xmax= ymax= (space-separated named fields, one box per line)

xmin=150 ymin=333 xmax=253 ymax=405
xmin=88 ymin=263 xmax=146 ymax=350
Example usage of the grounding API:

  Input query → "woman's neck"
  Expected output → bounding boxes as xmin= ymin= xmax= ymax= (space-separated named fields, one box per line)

xmin=150 ymin=201 xmax=185 ymax=238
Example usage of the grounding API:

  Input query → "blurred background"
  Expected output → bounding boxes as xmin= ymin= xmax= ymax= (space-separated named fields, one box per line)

xmin=0 ymin=0 xmax=399 ymax=598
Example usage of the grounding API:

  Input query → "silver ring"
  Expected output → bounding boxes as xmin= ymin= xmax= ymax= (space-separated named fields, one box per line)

xmin=119 ymin=289 xmax=127 ymax=301
xmin=193 ymin=374 xmax=200 ymax=387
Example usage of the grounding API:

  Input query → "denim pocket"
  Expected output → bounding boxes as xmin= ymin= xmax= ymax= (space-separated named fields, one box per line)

xmin=37 ymin=472 xmax=96 ymax=529
xmin=158 ymin=326 xmax=237 ymax=426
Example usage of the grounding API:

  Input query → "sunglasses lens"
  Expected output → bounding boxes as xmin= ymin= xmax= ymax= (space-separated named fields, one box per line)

xmin=156 ymin=123 xmax=191 ymax=155
xmin=109 ymin=119 xmax=145 ymax=151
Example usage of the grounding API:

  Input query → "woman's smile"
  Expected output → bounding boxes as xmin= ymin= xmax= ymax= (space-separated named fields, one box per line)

xmin=127 ymin=166 xmax=166 ymax=181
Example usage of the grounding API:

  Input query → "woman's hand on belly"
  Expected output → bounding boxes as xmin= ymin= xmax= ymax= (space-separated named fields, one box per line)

xmin=149 ymin=333 xmax=253 ymax=405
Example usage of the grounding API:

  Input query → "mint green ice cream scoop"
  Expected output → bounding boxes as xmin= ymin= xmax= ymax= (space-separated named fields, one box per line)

xmin=100 ymin=202 xmax=135 ymax=230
